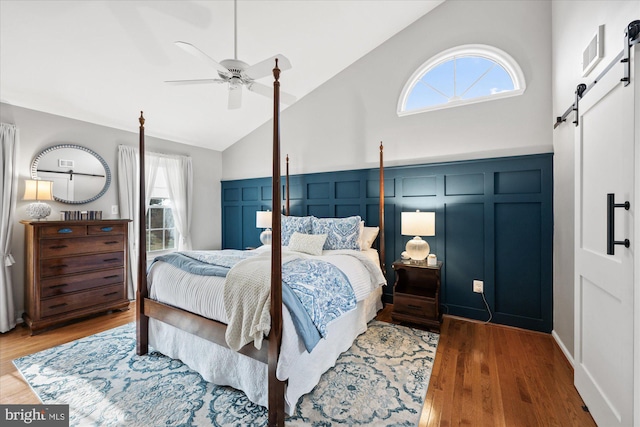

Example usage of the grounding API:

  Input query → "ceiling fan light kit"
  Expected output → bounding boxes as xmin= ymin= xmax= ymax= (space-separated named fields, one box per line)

xmin=166 ymin=0 xmax=295 ymax=109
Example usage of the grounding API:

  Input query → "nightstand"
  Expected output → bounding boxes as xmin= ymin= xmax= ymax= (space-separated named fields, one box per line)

xmin=391 ymin=259 xmax=443 ymax=332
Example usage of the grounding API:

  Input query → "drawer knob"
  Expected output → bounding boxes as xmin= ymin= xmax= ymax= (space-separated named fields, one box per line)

xmin=104 ymin=275 xmax=119 ymax=279
xmin=49 ymin=245 xmax=68 ymax=249
xmin=49 ymin=284 xmax=69 ymax=289
xmin=57 ymin=228 xmax=73 ymax=234
xmin=50 ymin=264 xmax=68 ymax=269
xmin=103 ymin=292 xmax=119 ymax=297
xmin=408 ymin=304 xmax=423 ymax=310
xmin=100 ymin=227 xmax=113 ymax=232
xmin=104 ymin=241 xmax=119 ymax=245
xmin=103 ymin=258 xmax=119 ymax=262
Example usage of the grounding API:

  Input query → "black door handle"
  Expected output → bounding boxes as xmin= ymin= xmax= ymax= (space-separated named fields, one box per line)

xmin=607 ymin=193 xmax=630 ymax=255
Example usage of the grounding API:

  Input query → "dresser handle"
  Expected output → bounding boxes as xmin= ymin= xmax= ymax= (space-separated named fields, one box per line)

xmin=103 ymin=292 xmax=119 ymax=297
xmin=408 ymin=304 xmax=423 ymax=310
xmin=103 ymin=258 xmax=119 ymax=262
xmin=100 ymin=227 xmax=113 ymax=232
xmin=104 ymin=275 xmax=119 ymax=279
xmin=104 ymin=241 xmax=119 ymax=245
xmin=57 ymin=228 xmax=73 ymax=234
xmin=49 ymin=245 xmax=68 ymax=249
xmin=50 ymin=264 xmax=68 ymax=269
xmin=49 ymin=303 xmax=68 ymax=309
xmin=49 ymin=284 xmax=69 ymax=289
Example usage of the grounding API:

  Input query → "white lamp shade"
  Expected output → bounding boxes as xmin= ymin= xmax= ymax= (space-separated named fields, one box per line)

xmin=401 ymin=211 xmax=435 ymax=236
xmin=23 ymin=180 xmax=54 ymax=201
xmin=256 ymin=211 xmax=272 ymax=229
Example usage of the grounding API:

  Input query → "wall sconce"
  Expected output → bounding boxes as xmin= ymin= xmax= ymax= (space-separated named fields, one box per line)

xmin=256 ymin=210 xmax=272 ymax=245
xmin=23 ymin=179 xmax=54 ymax=220
xmin=401 ymin=210 xmax=435 ymax=261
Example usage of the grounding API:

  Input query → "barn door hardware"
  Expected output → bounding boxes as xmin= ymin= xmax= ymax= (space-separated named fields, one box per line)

xmin=621 ymin=20 xmax=640 ymax=86
xmin=607 ymin=193 xmax=630 ymax=255
xmin=554 ymin=20 xmax=640 ymax=129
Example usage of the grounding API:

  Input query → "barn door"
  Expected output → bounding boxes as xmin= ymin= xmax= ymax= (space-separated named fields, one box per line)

xmin=573 ymin=46 xmax=636 ymax=426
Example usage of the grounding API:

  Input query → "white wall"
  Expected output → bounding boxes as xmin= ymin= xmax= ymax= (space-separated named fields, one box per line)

xmin=222 ymin=0 xmax=553 ymax=180
xmin=551 ymin=1 xmax=637 ymax=361
xmin=1 ymin=103 xmax=222 ymax=317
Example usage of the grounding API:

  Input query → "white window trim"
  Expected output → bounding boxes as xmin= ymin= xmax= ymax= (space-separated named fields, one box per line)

xmin=397 ymin=44 xmax=526 ymax=117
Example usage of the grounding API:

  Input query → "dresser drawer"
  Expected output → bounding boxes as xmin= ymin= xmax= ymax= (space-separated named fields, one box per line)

xmin=41 ymin=235 xmax=125 ymax=258
xmin=40 ymin=225 xmax=87 ymax=237
xmin=393 ymin=293 xmax=437 ymax=319
xmin=88 ymin=224 xmax=126 ymax=235
xmin=41 ymin=252 xmax=125 ymax=278
xmin=41 ymin=284 xmax=125 ymax=318
xmin=40 ymin=268 xmax=125 ymax=298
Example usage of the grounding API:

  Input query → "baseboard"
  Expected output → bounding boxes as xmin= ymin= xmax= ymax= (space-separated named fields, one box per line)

xmin=552 ymin=329 xmax=574 ymax=369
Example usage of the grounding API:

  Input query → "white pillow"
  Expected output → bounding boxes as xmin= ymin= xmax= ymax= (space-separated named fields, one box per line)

xmin=288 ymin=232 xmax=327 ymax=256
xmin=359 ymin=226 xmax=379 ymax=250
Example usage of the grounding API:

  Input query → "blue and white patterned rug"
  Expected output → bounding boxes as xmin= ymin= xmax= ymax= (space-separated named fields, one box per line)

xmin=14 ymin=321 xmax=439 ymax=426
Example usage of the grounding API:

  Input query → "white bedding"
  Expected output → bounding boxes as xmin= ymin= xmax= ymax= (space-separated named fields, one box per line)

xmin=146 ymin=246 xmax=386 ymax=414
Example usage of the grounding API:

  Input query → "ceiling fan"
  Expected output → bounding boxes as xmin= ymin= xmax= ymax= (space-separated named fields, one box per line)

xmin=165 ymin=0 xmax=296 ymax=109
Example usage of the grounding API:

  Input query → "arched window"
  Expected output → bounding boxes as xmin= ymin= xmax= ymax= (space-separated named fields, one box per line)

xmin=398 ymin=44 xmax=526 ymax=116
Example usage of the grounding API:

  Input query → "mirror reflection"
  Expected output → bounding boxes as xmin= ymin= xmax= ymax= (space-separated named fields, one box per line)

xmin=31 ymin=144 xmax=111 ymax=204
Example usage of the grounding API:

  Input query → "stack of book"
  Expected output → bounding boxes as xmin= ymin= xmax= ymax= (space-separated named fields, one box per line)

xmin=60 ymin=210 xmax=103 ymax=220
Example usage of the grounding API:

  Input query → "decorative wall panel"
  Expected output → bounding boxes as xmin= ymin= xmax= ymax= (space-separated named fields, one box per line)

xmin=221 ymin=154 xmax=553 ymax=332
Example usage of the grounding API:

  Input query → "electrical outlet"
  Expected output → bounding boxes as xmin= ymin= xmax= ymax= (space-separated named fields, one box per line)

xmin=111 ymin=205 xmax=119 ymax=215
xmin=473 ymin=280 xmax=484 ymax=293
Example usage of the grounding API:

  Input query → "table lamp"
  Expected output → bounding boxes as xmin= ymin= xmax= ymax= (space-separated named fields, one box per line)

xmin=256 ymin=210 xmax=273 ymax=245
xmin=23 ymin=179 xmax=54 ymax=220
xmin=401 ymin=210 xmax=435 ymax=261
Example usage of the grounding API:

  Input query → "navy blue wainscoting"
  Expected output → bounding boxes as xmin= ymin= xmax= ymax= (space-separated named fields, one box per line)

xmin=221 ymin=154 xmax=553 ymax=333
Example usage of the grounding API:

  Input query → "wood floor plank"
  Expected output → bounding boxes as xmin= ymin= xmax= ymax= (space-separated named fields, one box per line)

xmin=0 ymin=304 xmax=596 ymax=426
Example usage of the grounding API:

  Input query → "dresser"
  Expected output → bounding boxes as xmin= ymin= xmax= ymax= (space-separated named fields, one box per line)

xmin=391 ymin=259 xmax=443 ymax=332
xmin=21 ymin=219 xmax=131 ymax=334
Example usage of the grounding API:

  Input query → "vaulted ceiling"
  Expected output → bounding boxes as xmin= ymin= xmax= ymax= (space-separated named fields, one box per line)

xmin=0 ymin=0 xmax=443 ymax=151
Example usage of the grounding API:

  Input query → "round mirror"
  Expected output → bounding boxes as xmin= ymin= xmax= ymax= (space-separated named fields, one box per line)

xmin=31 ymin=144 xmax=111 ymax=204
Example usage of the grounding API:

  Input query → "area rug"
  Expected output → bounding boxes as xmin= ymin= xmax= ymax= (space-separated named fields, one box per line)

xmin=14 ymin=320 xmax=439 ymax=426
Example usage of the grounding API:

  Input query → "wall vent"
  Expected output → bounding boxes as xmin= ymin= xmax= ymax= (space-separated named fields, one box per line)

xmin=582 ymin=25 xmax=604 ymax=77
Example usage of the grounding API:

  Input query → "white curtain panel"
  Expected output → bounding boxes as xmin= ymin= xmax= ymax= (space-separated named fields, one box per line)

xmin=117 ymin=145 xmax=140 ymax=300
xmin=0 ymin=124 xmax=18 ymax=332
xmin=163 ymin=155 xmax=193 ymax=250
xmin=117 ymin=146 xmax=193 ymax=298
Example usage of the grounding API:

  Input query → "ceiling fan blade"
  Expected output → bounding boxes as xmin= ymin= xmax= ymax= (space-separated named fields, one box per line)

xmin=244 ymin=54 xmax=292 ymax=80
xmin=228 ymin=85 xmax=242 ymax=109
xmin=165 ymin=78 xmax=226 ymax=85
xmin=174 ymin=41 xmax=232 ymax=79
xmin=247 ymin=81 xmax=297 ymax=105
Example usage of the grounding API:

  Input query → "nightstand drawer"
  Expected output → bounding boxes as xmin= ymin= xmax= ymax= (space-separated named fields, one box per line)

xmin=394 ymin=294 xmax=437 ymax=319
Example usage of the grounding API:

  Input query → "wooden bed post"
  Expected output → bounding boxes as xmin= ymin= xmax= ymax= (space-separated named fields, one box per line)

xmin=268 ymin=59 xmax=285 ymax=426
xmin=285 ymin=154 xmax=290 ymax=216
xmin=137 ymin=111 xmax=149 ymax=356
xmin=379 ymin=142 xmax=386 ymax=276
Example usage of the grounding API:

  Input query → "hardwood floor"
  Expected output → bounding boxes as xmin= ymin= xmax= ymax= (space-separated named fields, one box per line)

xmin=1 ymin=304 xmax=596 ymax=426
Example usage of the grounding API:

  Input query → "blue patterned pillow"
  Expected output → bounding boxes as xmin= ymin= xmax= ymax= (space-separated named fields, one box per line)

xmin=281 ymin=215 xmax=312 ymax=246
xmin=311 ymin=215 xmax=362 ymax=250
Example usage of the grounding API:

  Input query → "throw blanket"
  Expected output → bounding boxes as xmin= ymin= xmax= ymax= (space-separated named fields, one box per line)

xmin=155 ymin=250 xmax=356 ymax=352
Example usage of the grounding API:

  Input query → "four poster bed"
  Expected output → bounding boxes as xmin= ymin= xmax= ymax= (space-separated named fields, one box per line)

xmin=136 ymin=61 xmax=387 ymax=425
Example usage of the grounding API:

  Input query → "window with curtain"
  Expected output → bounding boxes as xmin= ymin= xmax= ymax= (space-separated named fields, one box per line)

xmin=397 ymin=44 xmax=526 ymax=116
xmin=146 ymin=166 xmax=176 ymax=253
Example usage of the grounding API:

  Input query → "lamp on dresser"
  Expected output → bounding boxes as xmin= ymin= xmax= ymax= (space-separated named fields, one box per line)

xmin=23 ymin=179 xmax=54 ymax=220
xmin=401 ymin=210 xmax=435 ymax=261
xmin=256 ymin=210 xmax=272 ymax=245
